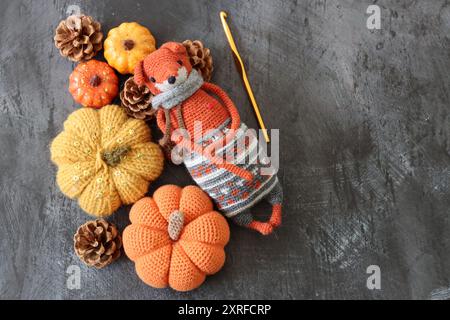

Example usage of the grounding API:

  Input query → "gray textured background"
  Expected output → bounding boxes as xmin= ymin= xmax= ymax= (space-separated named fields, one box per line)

xmin=0 ymin=0 xmax=449 ymax=300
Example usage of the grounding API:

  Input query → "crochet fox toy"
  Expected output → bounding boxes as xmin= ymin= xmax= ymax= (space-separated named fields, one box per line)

xmin=134 ymin=42 xmax=283 ymax=235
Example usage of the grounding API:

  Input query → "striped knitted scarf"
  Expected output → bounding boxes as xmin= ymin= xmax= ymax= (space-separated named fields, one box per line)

xmin=151 ymin=69 xmax=204 ymax=110
xmin=152 ymin=69 xmax=203 ymax=149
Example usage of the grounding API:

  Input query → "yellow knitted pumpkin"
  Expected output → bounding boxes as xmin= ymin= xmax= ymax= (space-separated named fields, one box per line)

xmin=50 ymin=105 xmax=164 ymax=217
xmin=104 ymin=22 xmax=156 ymax=74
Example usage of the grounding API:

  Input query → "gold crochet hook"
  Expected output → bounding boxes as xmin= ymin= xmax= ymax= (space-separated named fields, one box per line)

xmin=219 ymin=11 xmax=270 ymax=143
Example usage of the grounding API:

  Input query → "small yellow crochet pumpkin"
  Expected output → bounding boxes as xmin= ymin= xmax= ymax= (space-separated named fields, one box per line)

xmin=50 ymin=105 xmax=164 ymax=217
xmin=104 ymin=22 xmax=156 ymax=74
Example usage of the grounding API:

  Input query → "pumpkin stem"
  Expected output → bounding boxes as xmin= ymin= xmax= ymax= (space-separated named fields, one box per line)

xmin=90 ymin=75 xmax=101 ymax=87
xmin=123 ymin=39 xmax=135 ymax=51
xmin=168 ymin=210 xmax=184 ymax=241
xmin=101 ymin=146 xmax=131 ymax=167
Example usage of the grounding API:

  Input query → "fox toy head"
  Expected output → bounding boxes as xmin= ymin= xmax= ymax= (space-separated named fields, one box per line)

xmin=134 ymin=42 xmax=193 ymax=95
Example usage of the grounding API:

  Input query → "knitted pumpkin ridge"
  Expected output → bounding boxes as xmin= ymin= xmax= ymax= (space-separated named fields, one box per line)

xmin=50 ymin=105 xmax=164 ymax=217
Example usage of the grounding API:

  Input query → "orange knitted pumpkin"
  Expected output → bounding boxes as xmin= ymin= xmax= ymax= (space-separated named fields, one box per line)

xmin=69 ymin=60 xmax=119 ymax=108
xmin=123 ymin=185 xmax=230 ymax=291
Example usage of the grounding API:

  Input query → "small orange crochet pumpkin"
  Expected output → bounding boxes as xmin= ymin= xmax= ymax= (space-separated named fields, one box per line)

xmin=123 ymin=185 xmax=230 ymax=291
xmin=69 ymin=60 xmax=119 ymax=108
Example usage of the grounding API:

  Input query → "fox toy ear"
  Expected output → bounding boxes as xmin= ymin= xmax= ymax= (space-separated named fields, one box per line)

xmin=134 ymin=60 xmax=146 ymax=85
xmin=161 ymin=42 xmax=187 ymax=55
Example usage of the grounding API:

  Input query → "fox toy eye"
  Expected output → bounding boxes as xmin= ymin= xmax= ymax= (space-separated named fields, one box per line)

xmin=149 ymin=76 xmax=156 ymax=83
xmin=177 ymin=60 xmax=183 ymax=66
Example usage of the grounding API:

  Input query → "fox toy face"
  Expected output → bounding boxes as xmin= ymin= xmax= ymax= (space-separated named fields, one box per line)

xmin=134 ymin=42 xmax=193 ymax=95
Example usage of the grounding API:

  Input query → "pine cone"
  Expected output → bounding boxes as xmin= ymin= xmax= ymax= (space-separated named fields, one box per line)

xmin=120 ymin=76 xmax=156 ymax=120
xmin=54 ymin=15 xmax=103 ymax=62
xmin=183 ymin=40 xmax=213 ymax=82
xmin=74 ymin=219 xmax=122 ymax=269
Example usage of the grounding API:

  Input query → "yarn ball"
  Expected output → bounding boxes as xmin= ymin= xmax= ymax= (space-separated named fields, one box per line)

xmin=50 ymin=105 xmax=164 ymax=217
xmin=123 ymin=185 xmax=230 ymax=291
